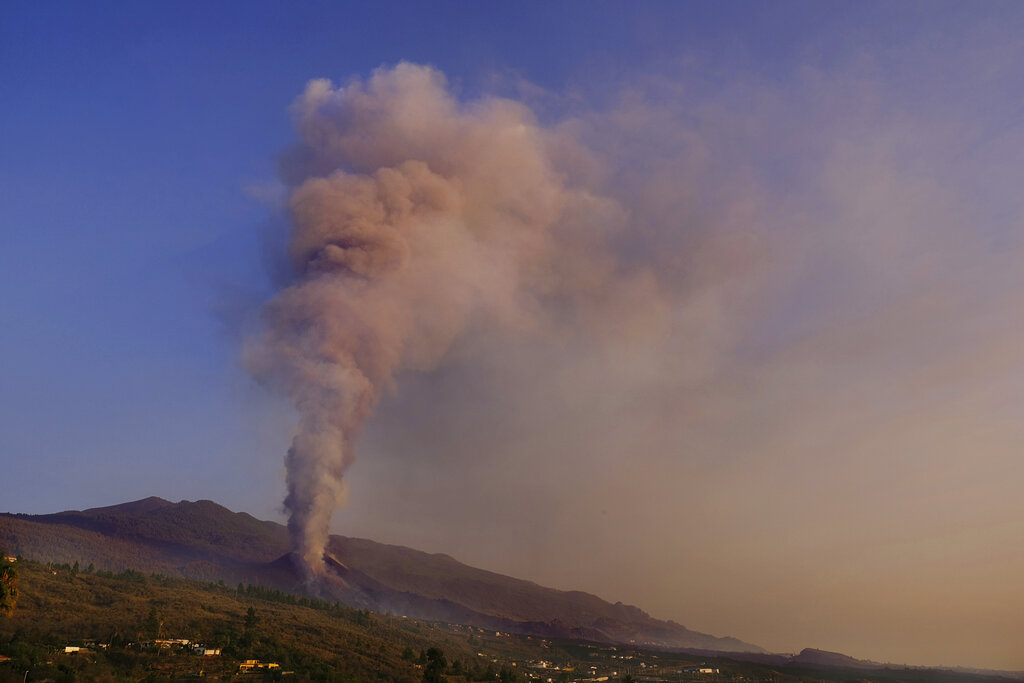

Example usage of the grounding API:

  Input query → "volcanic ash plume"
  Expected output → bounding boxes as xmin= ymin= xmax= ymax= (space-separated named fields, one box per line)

xmin=248 ymin=63 xmax=645 ymax=579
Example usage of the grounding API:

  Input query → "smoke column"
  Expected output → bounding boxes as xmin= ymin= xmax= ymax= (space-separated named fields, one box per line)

xmin=248 ymin=63 xmax=649 ymax=579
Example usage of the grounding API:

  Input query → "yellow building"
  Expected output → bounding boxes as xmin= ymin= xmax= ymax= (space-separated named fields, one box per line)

xmin=239 ymin=659 xmax=281 ymax=672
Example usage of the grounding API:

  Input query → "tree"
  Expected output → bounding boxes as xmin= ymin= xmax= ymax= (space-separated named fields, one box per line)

xmin=0 ymin=552 xmax=18 ymax=616
xmin=109 ymin=629 xmax=125 ymax=649
xmin=244 ymin=606 xmax=260 ymax=632
xmin=498 ymin=666 xmax=518 ymax=683
xmin=143 ymin=606 xmax=162 ymax=639
xmin=422 ymin=647 xmax=447 ymax=683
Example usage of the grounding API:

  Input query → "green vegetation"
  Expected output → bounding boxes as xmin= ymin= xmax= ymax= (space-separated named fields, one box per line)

xmin=422 ymin=648 xmax=446 ymax=683
xmin=0 ymin=557 xmax=1016 ymax=683
xmin=0 ymin=551 xmax=17 ymax=616
xmin=0 ymin=558 xmax=456 ymax=682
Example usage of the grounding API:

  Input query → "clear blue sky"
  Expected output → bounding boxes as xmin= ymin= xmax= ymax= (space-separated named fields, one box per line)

xmin=3 ymin=1 xmax=1024 ymax=670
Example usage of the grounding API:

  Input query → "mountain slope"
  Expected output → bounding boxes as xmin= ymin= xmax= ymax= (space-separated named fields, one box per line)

xmin=0 ymin=497 xmax=762 ymax=653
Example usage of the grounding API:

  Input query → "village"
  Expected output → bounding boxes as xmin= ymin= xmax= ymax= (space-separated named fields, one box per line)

xmin=43 ymin=627 xmax=729 ymax=682
xmin=55 ymin=638 xmax=289 ymax=676
xmin=430 ymin=625 xmax=726 ymax=683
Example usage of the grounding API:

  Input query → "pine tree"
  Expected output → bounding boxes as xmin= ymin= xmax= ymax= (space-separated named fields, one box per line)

xmin=143 ymin=605 xmax=162 ymax=639
xmin=244 ymin=606 xmax=259 ymax=632
xmin=0 ymin=551 xmax=17 ymax=616
xmin=423 ymin=648 xmax=447 ymax=683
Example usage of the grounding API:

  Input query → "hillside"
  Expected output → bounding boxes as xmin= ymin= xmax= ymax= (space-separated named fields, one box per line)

xmin=0 ymin=498 xmax=758 ymax=653
xmin=0 ymin=557 xmax=438 ymax=682
xmin=1 ymin=559 xmax=1017 ymax=683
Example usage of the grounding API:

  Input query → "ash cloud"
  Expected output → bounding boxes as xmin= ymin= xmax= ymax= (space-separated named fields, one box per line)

xmin=245 ymin=49 xmax=1024 ymax=668
xmin=247 ymin=63 xmax=666 ymax=578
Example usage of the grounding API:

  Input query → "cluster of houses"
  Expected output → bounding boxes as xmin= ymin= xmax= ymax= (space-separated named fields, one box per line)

xmin=61 ymin=643 xmax=110 ymax=654
xmin=58 ymin=641 xmax=290 ymax=675
xmin=146 ymin=638 xmax=223 ymax=656
xmin=61 ymin=639 xmax=222 ymax=656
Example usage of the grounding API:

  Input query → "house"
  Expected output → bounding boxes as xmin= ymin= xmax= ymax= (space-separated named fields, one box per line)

xmin=155 ymin=638 xmax=191 ymax=648
xmin=63 ymin=646 xmax=81 ymax=654
xmin=680 ymin=666 xmax=720 ymax=674
xmin=240 ymin=659 xmax=280 ymax=672
xmin=193 ymin=646 xmax=222 ymax=656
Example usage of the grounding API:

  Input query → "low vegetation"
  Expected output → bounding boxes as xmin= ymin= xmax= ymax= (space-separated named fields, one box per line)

xmin=0 ymin=555 xmax=1016 ymax=683
xmin=0 ymin=557 xmax=467 ymax=682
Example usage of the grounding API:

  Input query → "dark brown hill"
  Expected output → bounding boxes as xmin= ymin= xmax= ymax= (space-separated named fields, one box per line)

xmin=0 ymin=497 xmax=762 ymax=654
xmin=790 ymin=647 xmax=881 ymax=668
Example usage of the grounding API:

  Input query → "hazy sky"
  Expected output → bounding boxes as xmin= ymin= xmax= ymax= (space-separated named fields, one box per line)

xmin=3 ymin=1 xmax=1024 ymax=671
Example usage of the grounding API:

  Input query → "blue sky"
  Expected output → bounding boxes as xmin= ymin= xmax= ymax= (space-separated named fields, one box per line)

xmin=3 ymin=1 xmax=1024 ymax=670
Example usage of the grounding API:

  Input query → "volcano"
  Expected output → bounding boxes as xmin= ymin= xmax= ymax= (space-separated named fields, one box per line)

xmin=0 ymin=497 xmax=762 ymax=654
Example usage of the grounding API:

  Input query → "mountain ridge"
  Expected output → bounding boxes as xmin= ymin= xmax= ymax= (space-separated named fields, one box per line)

xmin=0 ymin=497 xmax=762 ymax=654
